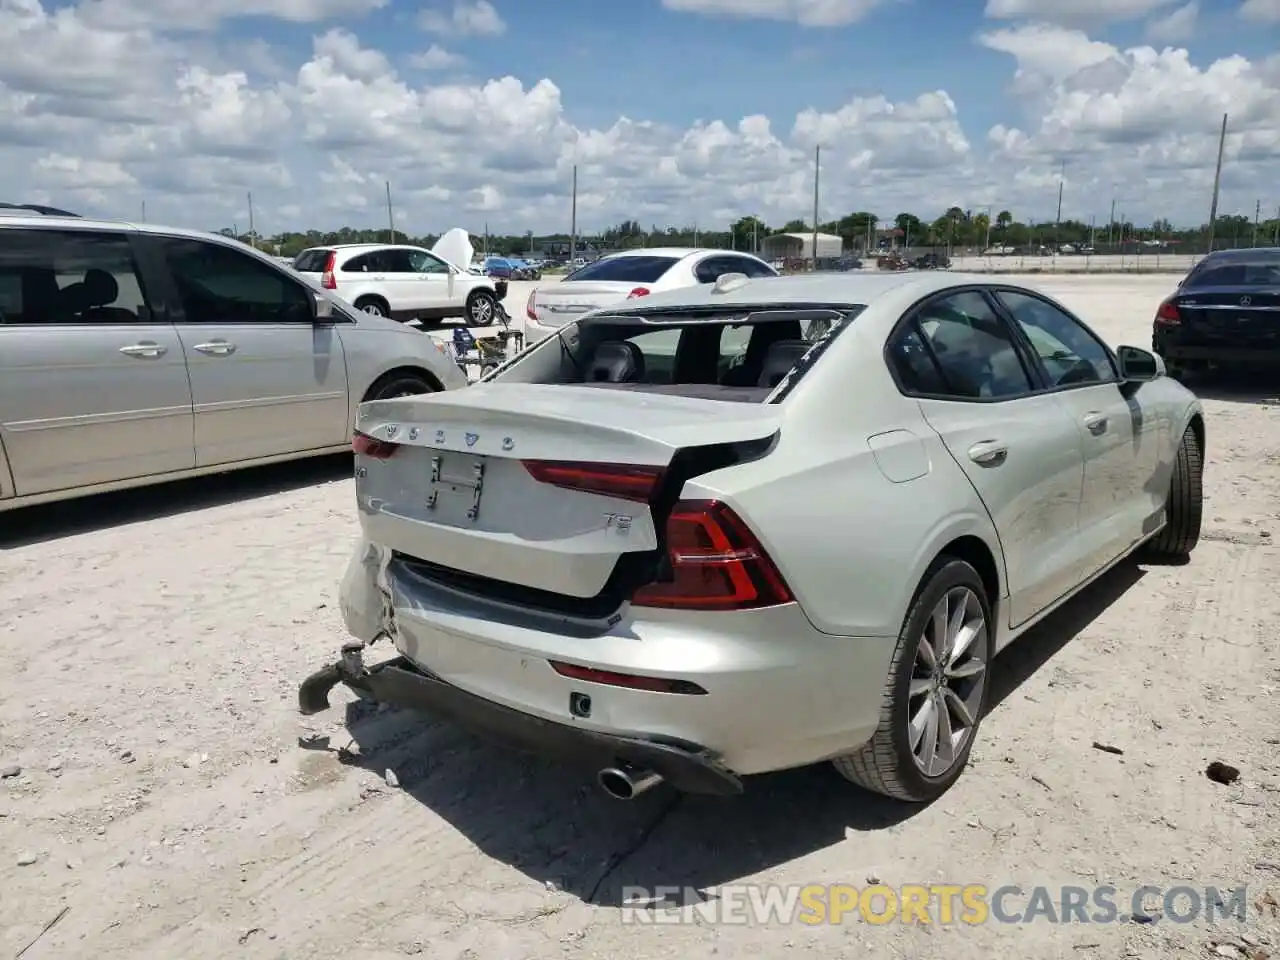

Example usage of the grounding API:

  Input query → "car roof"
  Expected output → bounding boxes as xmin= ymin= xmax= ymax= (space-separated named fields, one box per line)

xmin=1204 ymin=247 xmax=1280 ymax=262
xmin=599 ymin=247 xmax=766 ymax=261
xmin=585 ymin=271 xmax=995 ymax=315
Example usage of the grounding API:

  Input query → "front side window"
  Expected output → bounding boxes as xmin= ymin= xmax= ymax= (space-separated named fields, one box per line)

xmin=895 ymin=291 xmax=1034 ymax=399
xmin=0 ymin=228 xmax=151 ymax=325
xmin=409 ymin=250 xmax=450 ymax=274
xmin=995 ymin=289 xmax=1116 ymax=386
xmin=150 ymin=237 xmax=312 ymax=324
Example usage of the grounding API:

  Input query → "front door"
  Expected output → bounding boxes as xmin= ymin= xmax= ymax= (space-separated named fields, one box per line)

xmin=139 ymin=235 xmax=350 ymax=467
xmin=890 ymin=289 xmax=1088 ymax=628
xmin=0 ymin=227 xmax=194 ymax=496
xmin=407 ymin=248 xmax=454 ymax=314
xmin=993 ymin=288 xmax=1158 ymax=574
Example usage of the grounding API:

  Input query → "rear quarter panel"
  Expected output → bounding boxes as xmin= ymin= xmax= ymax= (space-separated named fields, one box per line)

xmin=681 ymin=314 xmax=1004 ymax=639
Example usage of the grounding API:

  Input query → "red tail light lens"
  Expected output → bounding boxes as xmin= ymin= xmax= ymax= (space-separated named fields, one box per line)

xmin=522 ymin=460 xmax=664 ymax=503
xmin=626 ymin=287 xmax=650 ymax=299
xmin=321 ymin=251 xmax=337 ymax=290
xmin=526 ymin=289 xmax=537 ymax=321
xmin=632 ymin=500 xmax=793 ymax=611
xmin=1155 ymin=300 xmax=1180 ymax=325
xmin=352 ymin=430 xmax=399 ymax=459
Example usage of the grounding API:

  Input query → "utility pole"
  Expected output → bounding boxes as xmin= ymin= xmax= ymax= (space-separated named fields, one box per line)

xmin=1055 ymin=160 xmax=1065 ymax=223
xmin=1253 ymin=199 xmax=1261 ymax=247
xmin=140 ymin=200 xmax=146 ymax=222
xmin=247 ymin=191 xmax=256 ymax=249
xmin=811 ymin=144 xmax=820 ymax=264
xmin=752 ymin=219 xmax=758 ymax=254
xmin=569 ymin=164 xmax=577 ymax=265
xmin=1108 ymin=196 xmax=1116 ymax=246
xmin=385 ymin=181 xmax=395 ymax=243
xmin=1206 ymin=112 xmax=1228 ymax=254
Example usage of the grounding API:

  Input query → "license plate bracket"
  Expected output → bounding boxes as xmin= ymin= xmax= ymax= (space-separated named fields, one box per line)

xmin=426 ymin=455 xmax=485 ymax=520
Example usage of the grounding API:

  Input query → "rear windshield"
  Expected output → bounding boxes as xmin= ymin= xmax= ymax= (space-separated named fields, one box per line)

xmin=564 ymin=255 xmax=680 ymax=284
xmin=492 ymin=305 xmax=863 ymax=402
xmin=1185 ymin=256 xmax=1280 ymax=288
xmin=293 ymin=249 xmax=333 ymax=272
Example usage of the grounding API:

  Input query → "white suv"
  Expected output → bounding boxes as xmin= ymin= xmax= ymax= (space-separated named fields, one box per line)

xmin=294 ymin=243 xmax=505 ymax=326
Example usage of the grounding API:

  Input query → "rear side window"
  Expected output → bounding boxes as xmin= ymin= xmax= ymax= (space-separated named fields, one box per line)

xmin=565 ymin=255 xmax=679 ymax=284
xmin=1184 ymin=257 xmax=1280 ymax=288
xmin=293 ymin=249 xmax=332 ymax=272
xmin=0 ymin=228 xmax=150 ymax=325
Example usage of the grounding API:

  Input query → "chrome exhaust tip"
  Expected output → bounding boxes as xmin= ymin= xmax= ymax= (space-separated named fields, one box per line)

xmin=598 ymin=765 xmax=663 ymax=800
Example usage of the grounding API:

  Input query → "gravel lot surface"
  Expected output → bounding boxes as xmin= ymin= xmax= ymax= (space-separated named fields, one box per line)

xmin=2 ymin=273 xmax=1277 ymax=960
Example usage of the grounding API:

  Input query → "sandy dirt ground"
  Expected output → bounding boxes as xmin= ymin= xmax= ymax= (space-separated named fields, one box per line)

xmin=2 ymin=273 xmax=1278 ymax=960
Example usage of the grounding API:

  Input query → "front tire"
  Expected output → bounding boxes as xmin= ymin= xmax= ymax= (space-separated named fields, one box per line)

xmin=364 ymin=371 xmax=438 ymax=401
xmin=354 ymin=296 xmax=390 ymax=319
xmin=1139 ymin=425 xmax=1203 ymax=562
xmin=833 ymin=558 xmax=993 ymax=802
xmin=467 ymin=289 xmax=497 ymax=326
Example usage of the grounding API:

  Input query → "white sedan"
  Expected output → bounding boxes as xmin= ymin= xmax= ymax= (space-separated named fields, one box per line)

xmin=302 ymin=271 xmax=1203 ymax=804
xmin=523 ymin=247 xmax=777 ymax=343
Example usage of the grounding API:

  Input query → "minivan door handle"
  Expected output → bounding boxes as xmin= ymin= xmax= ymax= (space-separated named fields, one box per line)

xmin=968 ymin=440 xmax=1008 ymax=466
xmin=192 ymin=340 xmax=236 ymax=356
xmin=119 ymin=342 xmax=167 ymax=358
xmin=1083 ymin=412 xmax=1108 ymax=435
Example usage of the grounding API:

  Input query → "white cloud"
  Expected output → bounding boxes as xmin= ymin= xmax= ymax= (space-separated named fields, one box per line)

xmin=1239 ymin=0 xmax=1280 ymax=20
xmin=78 ymin=0 xmax=389 ymax=31
xmin=416 ymin=0 xmax=505 ymax=36
xmin=0 ymin=0 xmax=1276 ymax=234
xmin=983 ymin=0 xmax=1179 ymax=26
xmin=1145 ymin=1 xmax=1198 ymax=41
xmin=660 ymin=0 xmax=884 ymax=26
xmin=409 ymin=44 xmax=466 ymax=70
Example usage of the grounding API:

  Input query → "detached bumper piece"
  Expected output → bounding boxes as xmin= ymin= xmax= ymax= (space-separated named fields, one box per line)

xmin=297 ymin=646 xmax=743 ymax=796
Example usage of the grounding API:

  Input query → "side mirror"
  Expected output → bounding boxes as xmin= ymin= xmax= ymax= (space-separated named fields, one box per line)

xmin=1116 ymin=345 xmax=1162 ymax=382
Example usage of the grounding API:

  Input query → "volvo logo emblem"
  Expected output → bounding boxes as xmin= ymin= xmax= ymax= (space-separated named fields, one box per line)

xmin=465 ymin=432 xmax=479 ymax=447
xmin=1240 ymin=296 xmax=1252 ymax=306
xmin=501 ymin=437 xmax=514 ymax=451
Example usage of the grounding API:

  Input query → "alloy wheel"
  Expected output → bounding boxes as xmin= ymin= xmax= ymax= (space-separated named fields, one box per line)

xmin=906 ymin=586 xmax=988 ymax=777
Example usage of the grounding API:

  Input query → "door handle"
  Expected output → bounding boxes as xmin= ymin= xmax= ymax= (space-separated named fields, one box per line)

xmin=1083 ymin=412 xmax=1108 ymax=435
xmin=968 ymin=440 xmax=1008 ymax=466
xmin=192 ymin=340 xmax=236 ymax=356
xmin=119 ymin=342 xmax=167 ymax=358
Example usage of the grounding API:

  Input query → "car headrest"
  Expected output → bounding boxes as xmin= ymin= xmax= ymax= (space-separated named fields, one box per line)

xmin=586 ymin=340 xmax=645 ymax=383
xmin=83 ymin=268 xmax=119 ymax=307
xmin=757 ymin=340 xmax=810 ymax=388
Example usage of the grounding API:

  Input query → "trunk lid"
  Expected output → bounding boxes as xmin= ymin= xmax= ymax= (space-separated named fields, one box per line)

xmin=529 ymin=281 xmax=643 ymax=329
xmin=353 ymin=383 xmax=782 ymax=600
xmin=1173 ymin=287 xmax=1280 ymax=345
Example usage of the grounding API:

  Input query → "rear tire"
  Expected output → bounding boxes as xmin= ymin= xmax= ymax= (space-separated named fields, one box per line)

xmin=832 ymin=558 xmax=993 ymax=802
xmin=1139 ymin=425 xmax=1203 ymax=562
xmin=355 ymin=296 xmax=390 ymax=319
xmin=364 ymin=370 xmax=438 ymax=402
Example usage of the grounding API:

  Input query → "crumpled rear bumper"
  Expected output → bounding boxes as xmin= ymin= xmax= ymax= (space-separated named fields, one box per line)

xmin=297 ymin=643 xmax=743 ymax=796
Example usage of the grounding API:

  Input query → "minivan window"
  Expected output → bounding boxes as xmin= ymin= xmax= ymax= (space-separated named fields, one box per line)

xmin=565 ymin=255 xmax=680 ymax=284
xmin=150 ymin=237 xmax=312 ymax=324
xmin=0 ymin=228 xmax=150 ymax=325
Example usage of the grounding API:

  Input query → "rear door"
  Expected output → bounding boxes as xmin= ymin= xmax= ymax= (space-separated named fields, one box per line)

xmin=886 ymin=288 xmax=1087 ymax=627
xmin=138 ymin=234 xmax=351 ymax=466
xmin=993 ymin=287 xmax=1159 ymax=571
xmin=0 ymin=226 xmax=194 ymax=497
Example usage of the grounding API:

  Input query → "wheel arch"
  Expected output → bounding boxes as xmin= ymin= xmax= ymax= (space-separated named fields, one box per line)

xmin=934 ymin=535 xmax=1001 ymax=615
xmin=360 ymin=365 xmax=446 ymax=403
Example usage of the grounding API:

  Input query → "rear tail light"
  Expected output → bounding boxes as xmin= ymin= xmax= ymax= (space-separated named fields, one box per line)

xmin=548 ymin=661 xmax=707 ymax=695
xmin=352 ymin=429 xmax=399 ymax=459
xmin=522 ymin=460 xmax=664 ymax=503
xmin=632 ymin=500 xmax=793 ymax=611
xmin=526 ymin=289 xmax=537 ymax=321
xmin=321 ymin=251 xmax=337 ymax=290
xmin=1155 ymin=300 xmax=1180 ymax=326
xmin=626 ymin=287 xmax=650 ymax=299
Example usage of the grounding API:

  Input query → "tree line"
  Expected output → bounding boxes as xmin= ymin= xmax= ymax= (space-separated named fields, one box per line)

xmin=223 ymin=207 xmax=1280 ymax=259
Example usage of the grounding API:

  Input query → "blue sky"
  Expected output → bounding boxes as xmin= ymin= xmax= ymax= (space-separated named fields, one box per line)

xmin=3 ymin=0 xmax=1277 ymax=231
